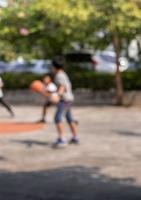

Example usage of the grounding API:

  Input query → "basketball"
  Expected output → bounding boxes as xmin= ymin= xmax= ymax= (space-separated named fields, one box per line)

xmin=30 ymin=80 xmax=44 ymax=93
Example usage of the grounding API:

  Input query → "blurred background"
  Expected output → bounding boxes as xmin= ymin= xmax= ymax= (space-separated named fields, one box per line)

xmin=0 ymin=0 xmax=141 ymax=105
xmin=1 ymin=2 xmax=141 ymax=200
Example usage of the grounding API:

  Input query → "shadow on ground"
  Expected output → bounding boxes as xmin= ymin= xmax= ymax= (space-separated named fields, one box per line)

xmin=115 ymin=130 xmax=141 ymax=137
xmin=10 ymin=139 xmax=49 ymax=148
xmin=0 ymin=156 xmax=6 ymax=161
xmin=0 ymin=166 xmax=140 ymax=200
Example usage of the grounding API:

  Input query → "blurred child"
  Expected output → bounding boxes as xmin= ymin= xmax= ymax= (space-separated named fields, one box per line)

xmin=0 ymin=76 xmax=14 ymax=117
xmin=37 ymin=74 xmax=59 ymax=123
xmin=52 ymin=56 xmax=79 ymax=148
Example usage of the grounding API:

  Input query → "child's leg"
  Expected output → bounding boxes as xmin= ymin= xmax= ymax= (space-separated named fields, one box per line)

xmin=66 ymin=109 xmax=77 ymax=138
xmin=42 ymin=102 xmax=51 ymax=120
xmin=39 ymin=101 xmax=52 ymax=122
xmin=54 ymin=101 xmax=66 ymax=139
xmin=0 ymin=98 xmax=14 ymax=116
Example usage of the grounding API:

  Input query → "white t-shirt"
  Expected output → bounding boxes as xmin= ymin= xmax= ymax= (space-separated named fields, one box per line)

xmin=45 ymin=82 xmax=57 ymax=93
xmin=45 ymin=82 xmax=58 ymax=100
xmin=0 ymin=77 xmax=3 ymax=98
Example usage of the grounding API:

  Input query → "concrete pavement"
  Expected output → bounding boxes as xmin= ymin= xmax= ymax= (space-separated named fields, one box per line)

xmin=0 ymin=106 xmax=141 ymax=200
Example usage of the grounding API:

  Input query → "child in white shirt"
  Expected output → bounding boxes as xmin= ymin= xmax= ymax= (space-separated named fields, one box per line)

xmin=37 ymin=74 xmax=59 ymax=123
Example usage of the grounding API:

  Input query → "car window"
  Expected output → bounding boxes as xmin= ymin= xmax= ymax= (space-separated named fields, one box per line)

xmin=100 ymin=55 xmax=116 ymax=63
xmin=0 ymin=65 xmax=6 ymax=69
xmin=42 ymin=63 xmax=49 ymax=69
xmin=14 ymin=63 xmax=34 ymax=69
xmin=23 ymin=63 xmax=34 ymax=68
xmin=65 ymin=53 xmax=92 ymax=62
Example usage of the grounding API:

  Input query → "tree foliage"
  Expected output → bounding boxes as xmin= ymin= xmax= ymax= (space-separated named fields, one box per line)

xmin=0 ymin=0 xmax=141 ymax=104
xmin=86 ymin=0 xmax=141 ymax=104
xmin=1 ymin=0 xmax=141 ymax=62
xmin=0 ymin=0 xmax=91 ymax=60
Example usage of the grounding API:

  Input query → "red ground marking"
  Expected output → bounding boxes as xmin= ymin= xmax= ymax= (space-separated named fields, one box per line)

xmin=0 ymin=122 xmax=44 ymax=134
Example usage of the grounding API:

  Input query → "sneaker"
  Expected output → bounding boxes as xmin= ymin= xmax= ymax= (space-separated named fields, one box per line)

xmin=52 ymin=138 xmax=68 ymax=148
xmin=69 ymin=137 xmax=80 ymax=145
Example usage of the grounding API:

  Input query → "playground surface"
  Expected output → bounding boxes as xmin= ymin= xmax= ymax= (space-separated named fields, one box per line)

xmin=0 ymin=105 xmax=141 ymax=200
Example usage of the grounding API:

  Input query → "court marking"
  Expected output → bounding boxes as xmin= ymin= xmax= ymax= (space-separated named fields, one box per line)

xmin=0 ymin=122 xmax=44 ymax=134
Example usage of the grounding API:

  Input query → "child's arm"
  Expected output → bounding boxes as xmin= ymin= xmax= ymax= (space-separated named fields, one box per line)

xmin=39 ymin=89 xmax=50 ymax=97
xmin=57 ymin=85 xmax=65 ymax=96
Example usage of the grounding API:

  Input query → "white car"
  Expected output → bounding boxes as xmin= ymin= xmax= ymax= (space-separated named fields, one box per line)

xmin=8 ymin=60 xmax=51 ymax=74
xmin=93 ymin=51 xmax=128 ymax=73
xmin=29 ymin=60 xmax=51 ymax=74
xmin=0 ymin=61 xmax=10 ymax=73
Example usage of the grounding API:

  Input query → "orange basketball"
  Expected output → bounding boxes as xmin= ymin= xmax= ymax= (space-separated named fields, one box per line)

xmin=30 ymin=80 xmax=44 ymax=93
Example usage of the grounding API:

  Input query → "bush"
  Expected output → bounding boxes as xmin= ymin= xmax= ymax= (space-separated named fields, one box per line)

xmin=1 ymin=69 xmax=141 ymax=91
xmin=1 ymin=73 xmax=42 ymax=89
xmin=68 ymin=71 xmax=114 ymax=90
xmin=122 ymin=70 xmax=141 ymax=90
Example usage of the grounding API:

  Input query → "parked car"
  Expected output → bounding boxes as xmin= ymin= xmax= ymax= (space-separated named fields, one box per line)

xmin=7 ymin=62 xmax=33 ymax=73
xmin=65 ymin=51 xmax=96 ymax=70
xmin=8 ymin=60 xmax=51 ymax=74
xmin=65 ymin=50 xmax=128 ymax=73
xmin=0 ymin=61 xmax=10 ymax=73
xmin=93 ymin=51 xmax=129 ymax=73
xmin=125 ymin=58 xmax=141 ymax=71
xmin=30 ymin=60 xmax=51 ymax=74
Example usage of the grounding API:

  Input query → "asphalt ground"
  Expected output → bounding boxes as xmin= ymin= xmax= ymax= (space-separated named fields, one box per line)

xmin=0 ymin=105 xmax=141 ymax=200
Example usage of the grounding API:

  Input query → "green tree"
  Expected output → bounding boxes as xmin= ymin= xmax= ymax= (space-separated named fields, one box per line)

xmin=0 ymin=0 xmax=91 ymax=60
xmin=87 ymin=0 xmax=141 ymax=105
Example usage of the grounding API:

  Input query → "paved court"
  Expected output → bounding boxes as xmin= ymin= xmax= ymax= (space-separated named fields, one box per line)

xmin=0 ymin=105 xmax=141 ymax=200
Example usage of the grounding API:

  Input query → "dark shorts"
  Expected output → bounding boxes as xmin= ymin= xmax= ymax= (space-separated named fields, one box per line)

xmin=44 ymin=101 xmax=53 ymax=108
xmin=54 ymin=100 xmax=74 ymax=124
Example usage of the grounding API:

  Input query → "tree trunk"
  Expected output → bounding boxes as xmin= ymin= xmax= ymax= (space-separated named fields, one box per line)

xmin=137 ymin=38 xmax=141 ymax=63
xmin=113 ymin=34 xmax=124 ymax=106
